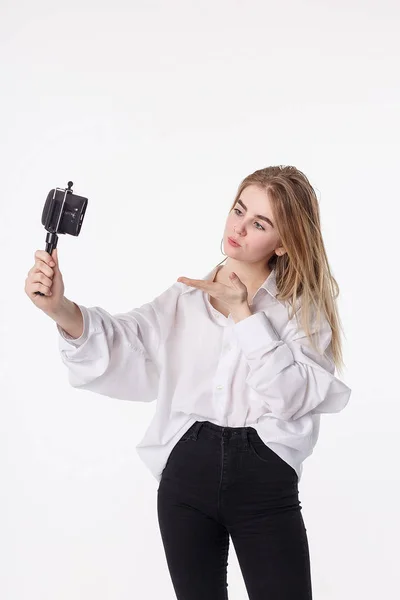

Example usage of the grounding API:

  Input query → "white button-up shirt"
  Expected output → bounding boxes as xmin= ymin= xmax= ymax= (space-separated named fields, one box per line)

xmin=57 ymin=265 xmax=351 ymax=482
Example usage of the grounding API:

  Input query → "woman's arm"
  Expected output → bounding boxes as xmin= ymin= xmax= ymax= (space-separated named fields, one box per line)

xmin=55 ymin=298 xmax=165 ymax=402
xmin=232 ymin=309 xmax=351 ymax=420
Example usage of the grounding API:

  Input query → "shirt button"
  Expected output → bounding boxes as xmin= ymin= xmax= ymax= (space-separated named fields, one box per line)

xmin=216 ymin=385 xmax=223 ymax=390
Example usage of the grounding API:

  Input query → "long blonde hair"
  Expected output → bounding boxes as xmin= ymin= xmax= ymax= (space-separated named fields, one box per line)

xmin=217 ymin=165 xmax=347 ymax=376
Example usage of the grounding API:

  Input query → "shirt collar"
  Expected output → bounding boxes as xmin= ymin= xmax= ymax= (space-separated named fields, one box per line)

xmin=179 ymin=264 xmax=279 ymax=301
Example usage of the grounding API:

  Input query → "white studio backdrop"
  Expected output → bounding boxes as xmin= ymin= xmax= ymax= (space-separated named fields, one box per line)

xmin=1 ymin=1 xmax=399 ymax=598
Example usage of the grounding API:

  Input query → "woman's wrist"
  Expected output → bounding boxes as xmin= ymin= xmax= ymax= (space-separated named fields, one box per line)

xmin=49 ymin=297 xmax=84 ymax=339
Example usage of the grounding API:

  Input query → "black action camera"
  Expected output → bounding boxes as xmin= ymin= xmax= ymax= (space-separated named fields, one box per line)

xmin=34 ymin=181 xmax=88 ymax=296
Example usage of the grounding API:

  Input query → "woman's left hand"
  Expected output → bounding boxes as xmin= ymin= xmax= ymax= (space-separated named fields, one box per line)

xmin=177 ymin=271 xmax=249 ymax=310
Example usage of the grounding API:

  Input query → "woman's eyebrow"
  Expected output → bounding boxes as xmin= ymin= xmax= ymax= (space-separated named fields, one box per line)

xmin=236 ymin=199 xmax=274 ymax=228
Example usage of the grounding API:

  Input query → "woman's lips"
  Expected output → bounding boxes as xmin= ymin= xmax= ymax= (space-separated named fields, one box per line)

xmin=228 ymin=237 xmax=241 ymax=247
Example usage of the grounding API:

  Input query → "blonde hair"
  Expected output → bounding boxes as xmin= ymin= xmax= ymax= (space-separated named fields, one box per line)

xmin=217 ymin=165 xmax=347 ymax=376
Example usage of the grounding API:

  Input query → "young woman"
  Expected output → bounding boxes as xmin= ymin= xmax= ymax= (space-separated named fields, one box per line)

xmin=26 ymin=165 xmax=351 ymax=600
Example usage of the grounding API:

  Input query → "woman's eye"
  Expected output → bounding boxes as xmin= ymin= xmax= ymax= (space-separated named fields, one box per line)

xmin=233 ymin=208 xmax=265 ymax=230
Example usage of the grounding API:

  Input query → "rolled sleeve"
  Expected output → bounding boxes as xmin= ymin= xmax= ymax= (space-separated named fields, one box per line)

xmin=232 ymin=309 xmax=351 ymax=420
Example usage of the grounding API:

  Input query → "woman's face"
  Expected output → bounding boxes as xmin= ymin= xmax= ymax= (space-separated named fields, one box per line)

xmin=223 ymin=184 xmax=284 ymax=262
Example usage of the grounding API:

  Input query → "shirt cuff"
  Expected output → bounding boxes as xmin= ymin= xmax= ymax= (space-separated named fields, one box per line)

xmin=56 ymin=304 xmax=90 ymax=347
xmin=232 ymin=311 xmax=282 ymax=356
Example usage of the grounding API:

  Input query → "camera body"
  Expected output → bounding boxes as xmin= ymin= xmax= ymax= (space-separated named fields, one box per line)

xmin=41 ymin=182 xmax=88 ymax=236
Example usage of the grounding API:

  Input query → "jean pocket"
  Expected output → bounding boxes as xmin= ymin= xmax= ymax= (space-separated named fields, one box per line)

xmin=159 ymin=431 xmax=193 ymax=481
xmin=176 ymin=426 xmax=197 ymax=444
xmin=177 ymin=433 xmax=192 ymax=444
xmin=248 ymin=435 xmax=297 ymax=476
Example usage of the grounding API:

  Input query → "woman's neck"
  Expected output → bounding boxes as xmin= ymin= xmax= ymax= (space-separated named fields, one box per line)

xmin=216 ymin=261 xmax=271 ymax=294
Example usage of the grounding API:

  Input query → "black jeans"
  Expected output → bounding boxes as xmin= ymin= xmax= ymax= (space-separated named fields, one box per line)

xmin=157 ymin=420 xmax=312 ymax=600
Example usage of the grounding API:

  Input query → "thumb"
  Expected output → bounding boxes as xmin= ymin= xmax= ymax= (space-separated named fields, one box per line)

xmin=230 ymin=272 xmax=245 ymax=287
xmin=51 ymin=247 xmax=59 ymax=268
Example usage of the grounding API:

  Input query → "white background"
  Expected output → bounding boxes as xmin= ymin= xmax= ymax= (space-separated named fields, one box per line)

xmin=1 ymin=0 xmax=399 ymax=598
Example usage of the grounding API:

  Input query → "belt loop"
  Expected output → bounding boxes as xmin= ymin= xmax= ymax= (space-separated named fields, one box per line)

xmin=191 ymin=421 xmax=204 ymax=440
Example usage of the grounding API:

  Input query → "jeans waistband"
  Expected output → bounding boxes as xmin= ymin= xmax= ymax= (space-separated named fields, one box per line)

xmin=187 ymin=420 xmax=257 ymax=443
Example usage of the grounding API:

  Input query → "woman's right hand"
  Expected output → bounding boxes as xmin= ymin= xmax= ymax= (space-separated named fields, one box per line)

xmin=25 ymin=248 xmax=65 ymax=315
